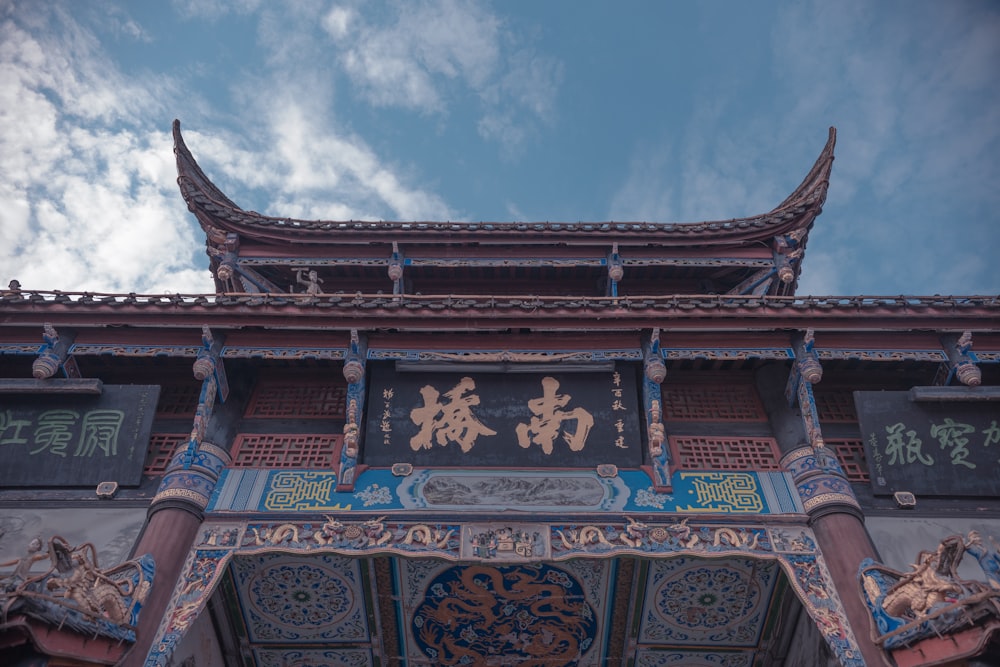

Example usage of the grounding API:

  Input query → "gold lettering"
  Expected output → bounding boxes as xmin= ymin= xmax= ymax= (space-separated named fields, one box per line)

xmin=515 ymin=377 xmax=594 ymax=454
xmin=409 ymin=377 xmax=496 ymax=453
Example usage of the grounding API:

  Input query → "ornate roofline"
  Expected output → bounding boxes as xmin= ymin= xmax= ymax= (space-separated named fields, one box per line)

xmin=2 ymin=291 xmax=996 ymax=334
xmin=172 ymin=120 xmax=835 ymax=248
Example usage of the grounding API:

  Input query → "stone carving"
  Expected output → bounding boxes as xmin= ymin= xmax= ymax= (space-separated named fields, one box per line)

xmin=249 ymin=523 xmax=301 ymax=545
xmin=403 ymin=524 xmax=456 ymax=549
xmin=553 ymin=518 xmax=768 ymax=556
xmin=468 ymin=526 xmax=543 ymax=560
xmin=860 ymin=532 xmax=1000 ymax=650
xmin=294 ymin=267 xmax=324 ymax=295
xmin=0 ymin=536 xmax=154 ymax=642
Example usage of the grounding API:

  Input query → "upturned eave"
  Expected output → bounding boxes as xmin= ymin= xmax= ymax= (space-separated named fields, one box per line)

xmin=173 ymin=121 xmax=834 ymax=250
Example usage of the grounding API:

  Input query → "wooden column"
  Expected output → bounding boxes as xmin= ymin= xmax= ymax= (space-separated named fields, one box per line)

xmin=122 ymin=503 xmax=203 ymax=667
xmin=757 ymin=363 xmax=892 ymax=667
xmin=123 ymin=329 xmax=242 ymax=667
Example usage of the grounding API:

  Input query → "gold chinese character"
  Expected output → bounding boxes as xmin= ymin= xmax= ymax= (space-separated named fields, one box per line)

xmin=409 ymin=377 xmax=496 ymax=453
xmin=515 ymin=377 xmax=594 ymax=454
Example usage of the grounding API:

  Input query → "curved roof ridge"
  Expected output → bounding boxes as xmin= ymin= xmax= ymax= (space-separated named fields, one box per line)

xmin=172 ymin=121 xmax=836 ymax=245
xmin=771 ymin=126 xmax=836 ymax=213
xmin=173 ymin=119 xmax=241 ymax=212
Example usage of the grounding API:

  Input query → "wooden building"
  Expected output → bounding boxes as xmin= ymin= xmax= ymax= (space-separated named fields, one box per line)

xmin=1 ymin=122 xmax=998 ymax=667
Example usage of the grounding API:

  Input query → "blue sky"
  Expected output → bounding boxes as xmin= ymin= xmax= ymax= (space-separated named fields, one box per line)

xmin=1 ymin=0 xmax=998 ymax=296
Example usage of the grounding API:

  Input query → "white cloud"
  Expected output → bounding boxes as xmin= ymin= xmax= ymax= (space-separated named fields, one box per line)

xmin=261 ymin=100 xmax=454 ymax=221
xmin=320 ymin=0 xmax=560 ymax=155
xmin=169 ymin=0 xmax=263 ymax=20
xmin=773 ymin=1 xmax=1000 ymax=295
xmin=0 ymin=1 xmax=470 ymax=294
xmin=327 ymin=0 xmax=500 ymax=112
xmin=322 ymin=5 xmax=354 ymax=39
xmin=0 ymin=6 xmax=207 ymax=293
xmin=609 ymin=1 xmax=1000 ymax=295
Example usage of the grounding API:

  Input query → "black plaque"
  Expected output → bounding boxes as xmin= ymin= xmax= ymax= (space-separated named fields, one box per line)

xmin=364 ymin=365 xmax=643 ymax=467
xmin=0 ymin=385 xmax=160 ymax=487
xmin=855 ymin=391 xmax=1000 ymax=496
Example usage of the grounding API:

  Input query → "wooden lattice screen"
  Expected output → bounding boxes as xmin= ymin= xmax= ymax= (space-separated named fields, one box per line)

xmin=660 ymin=382 xmax=767 ymax=422
xmin=144 ymin=433 xmax=186 ymax=476
xmin=669 ymin=436 xmax=782 ymax=470
xmin=230 ymin=434 xmax=341 ymax=468
xmin=245 ymin=381 xmax=347 ymax=418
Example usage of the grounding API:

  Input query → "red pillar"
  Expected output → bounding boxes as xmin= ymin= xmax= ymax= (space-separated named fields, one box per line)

xmin=122 ymin=440 xmax=231 ymax=667
xmin=782 ymin=445 xmax=892 ymax=667
xmin=122 ymin=504 xmax=202 ymax=667
xmin=811 ymin=512 xmax=891 ymax=667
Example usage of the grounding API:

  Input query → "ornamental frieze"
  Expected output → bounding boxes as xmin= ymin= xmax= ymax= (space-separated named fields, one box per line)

xmin=210 ymin=519 xmax=826 ymax=561
xmin=209 ymin=469 xmax=805 ymax=514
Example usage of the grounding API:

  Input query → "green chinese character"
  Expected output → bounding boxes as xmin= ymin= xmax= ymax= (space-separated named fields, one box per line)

xmin=73 ymin=410 xmax=125 ymax=457
xmin=30 ymin=410 xmax=78 ymax=456
xmin=0 ymin=410 xmax=31 ymax=446
xmin=930 ymin=418 xmax=976 ymax=469
xmin=982 ymin=420 xmax=1000 ymax=448
xmin=884 ymin=422 xmax=933 ymax=466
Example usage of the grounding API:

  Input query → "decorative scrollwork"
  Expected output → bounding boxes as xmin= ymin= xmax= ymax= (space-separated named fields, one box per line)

xmin=860 ymin=532 xmax=1000 ymax=650
xmin=0 ymin=536 xmax=154 ymax=642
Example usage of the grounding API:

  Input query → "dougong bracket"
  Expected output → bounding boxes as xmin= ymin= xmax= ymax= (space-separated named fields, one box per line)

xmin=642 ymin=329 xmax=670 ymax=490
xmin=194 ymin=325 xmax=228 ymax=402
xmin=389 ymin=241 xmax=404 ymax=295
xmin=338 ymin=330 xmax=368 ymax=491
xmin=606 ymin=243 xmax=623 ymax=298
xmin=786 ymin=329 xmax=824 ymax=449
xmin=938 ymin=331 xmax=982 ymax=387
xmin=32 ymin=323 xmax=80 ymax=380
xmin=773 ymin=230 xmax=805 ymax=286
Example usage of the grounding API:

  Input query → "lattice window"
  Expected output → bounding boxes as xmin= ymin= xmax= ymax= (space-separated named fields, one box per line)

xmin=670 ymin=436 xmax=782 ymax=470
xmin=245 ymin=381 xmax=347 ymax=418
xmin=814 ymin=390 xmax=858 ymax=423
xmin=230 ymin=434 xmax=340 ymax=467
xmin=660 ymin=383 xmax=766 ymax=422
xmin=144 ymin=433 xmax=186 ymax=476
xmin=827 ymin=438 xmax=869 ymax=483
xmin=156 ymin=384 xmax=202 ymax=417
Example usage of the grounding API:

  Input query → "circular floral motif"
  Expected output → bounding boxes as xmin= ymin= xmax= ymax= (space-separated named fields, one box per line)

xmin=655 ymin=564 xmax=761 ymax=630
xmin=413 ymin=564 xmax=598 ymax=666
xmin=249 ymin=563 xmax=353 ymax=627
xmin=649 ymin=527 xmax=669 ymax=543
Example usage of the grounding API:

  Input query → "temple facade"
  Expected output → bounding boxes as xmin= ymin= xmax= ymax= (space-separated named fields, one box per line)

xmin=0 ymin=122 xmax=998 ymax=667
